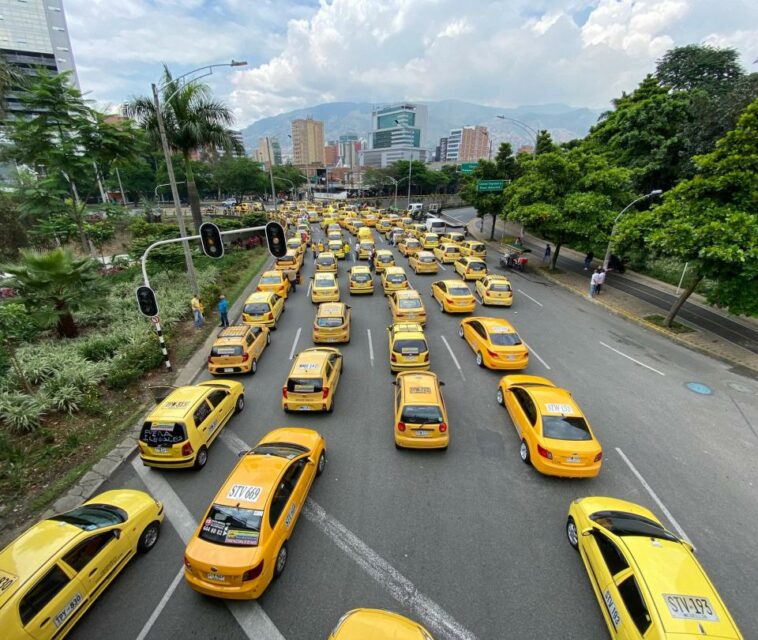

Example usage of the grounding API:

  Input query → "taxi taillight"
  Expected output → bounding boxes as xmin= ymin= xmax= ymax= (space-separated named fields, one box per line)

xmin=241 ymin=353 xmax=250 ymax=362
xmin=207 ymin=354 xmax=213 ymax=363
xmin=265 ymin=312 xmax=273 ymax=321
xmin=594 ymin=451 xmax=603 ymax=463
xmin=397 ymin=422 xmax=406 ymax=432
xmin=390 ymin=353 xmax=397 ymax=362
xmin=322 ymin=387 xmax=329 ymax=399
xmin=183 ymin=556 xmax=192 ymax=569
xmin=439 ymin=422 xmax=447 ymax=433
xmin=242 ymin=561 xmax=264 ymax=582
xmin=181 ymin=442 xmax=194 ymax=457
xmin=537 ymin=444 xmax=553 ymax=460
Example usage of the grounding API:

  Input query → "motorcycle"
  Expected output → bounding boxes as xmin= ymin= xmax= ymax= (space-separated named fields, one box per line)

xmin=499 ymin=245 xmax=531 ymax=272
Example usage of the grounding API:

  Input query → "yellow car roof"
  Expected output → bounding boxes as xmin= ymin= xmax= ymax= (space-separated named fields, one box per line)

xmin=317 ymin=302 xmax=346 ymax=317
xmin=291 ymin=348 xmax=336 ymax=372
xmin=333 ymin=609 xmax=429 ymax=639
xmin=440 ymin=279 xmax=470 ymax=289
xmin=328 ymin=240 xmax=342 ymax=246
xmin=397 ymin=371 xmax=440 ymax=401
xmin=318 ymin=251 xmax=336 ymax=258
xmin=476 ymin=317 xmax=516 ymax=332
xmin=394 ymin=289 xmax=421 ymax=300
xmin=485 ymin=274 xmax=510 ymax=282
xmin=439 ymin=243 xmax=459 ymax=249
xmin=245 ymin=291 xmax=275 ymax=303
xmin=350 ymin=265 xmax=370 ymax=274
xmin=214 ymin=326 xmax=251 ymax=345
xmin=463 ymin=240 xmax=485 ymax=247
xmin=287 ymin=238 xmax=301 ymax=245
xmin=314 ymin=273 xmax=336 ymax=283
xmin=526 ymin=386 xmax=582 ymax=417
xmin=216 ymin=455 xmax=286 ymax=511
xmin=415 ymin=251 xmax=435 ymax=258
xmin=375 ymin=249 xmax=393 ymax=256
xmin=385 ymin=266 xmax=406 ymax=275
xmin=150 ymin=385 xmax=209 ymax=419
xmin=461 ymin=256 xmax=485 ymax=264
xmin=261 ymin=270 xmax=283 ymax=279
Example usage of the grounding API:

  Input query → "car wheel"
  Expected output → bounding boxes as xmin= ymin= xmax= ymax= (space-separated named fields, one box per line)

xmin=519 ymin=440 xmax=531 ymax=466
xmin=194 ymin=446 xmax=208 ymax=470
xmin=316 ymin=451 xmax=326 ymax=477
xmin=137 ymin=521 xmax=160 ymax=553
xmin=439 ymin=300 xmax=444 ymax=313
xmin=250 ymin=359 xmax=257 ymax=375
xmin=266 ymin=332 xmax=271 ymax=345
xmin=496 ymin=387 xmax=504 ymax=406
xmin=458 ymin=325 xmax=464 ymax=338
xmin=566 ymin=516 xmax=579 ymax=550
xmin=274 ymin=542 xmax=288 ymax=578
xmin=476 ymin=351 xmax=484 ymax=367
xmin=327 ymin=396 xmax=334 ymax=414
xmin=235 ymin=394 xmax=245 ymax=414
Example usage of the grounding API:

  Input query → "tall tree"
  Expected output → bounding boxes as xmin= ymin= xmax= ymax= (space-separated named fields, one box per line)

xmin=124 ymin=66 xmax=240 ymax=232
xmin=656 ymin=44 xmax=743 ymax=95
xmin=620 ymin=98 xmax=758 ymax=325
xmin=215 ymin=157 xmax=267 ymax=201
xmin=0 ymin=53 xmax=23 ymax=119
xmin=534 ymin=130 xmax=556 ymax=155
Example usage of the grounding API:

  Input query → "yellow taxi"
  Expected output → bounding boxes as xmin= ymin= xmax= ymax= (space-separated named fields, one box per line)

xmin=328 ymin=239 xmax=346 ymax=258
xmin=340 ymin=216 xmax=354 ymax=230
xmin=476 ymin=275 xmax=513 ymax=306
xmin=257 ymin=270 xmax=291 ymax=299
xmin=430 ymin=279 xmax=476 ymax=313
xmin=139 ymin=380 xmax=245 ymax=469
xmin=357 ymin=226 xmax=373 ymax=242
xmin=329 ymin=609 xmax=434 ymax=639
xmin=295 ymin=225 xmax=311 ymax=245
xmin=242 ymin=291 xmax=285 ymax=328
xmin=459 ymin=240 xmax=487 ymax=258
xmin=398 ymin=237 xmax=422 ymax=257
xmin=381 ymin=266 xmax=410 ymax=295
xmin=362 ymin=214 xmax=377 ymax=228
xmin=308 ymin=209 xmax=320 ymax=222
xmin=311 ymin=272 xmax=340 ymax=303
xmin=454 ymin=257 xmax=488 ymax=280
xmin=274 ymin=249 xmax=303 ymax=281
xmin=327 ymin=229 xmax=343 ymax=242
xmin=282 ymin=348 xmax=343 ymax=413
xmin=497 ymin=375 xmax=601 ymax=476
xmin=349 ymin=265 xmax=374 ymax=294
xmin=400 ymin=217 xmax=414 ymax=231
xmin=357 ymin=240 xmax=375 ymax=260
xmin=459 ymin=316 xmax=528 ymax=369
xmin=352 ymin=220 xmax=366 ymax=236
xmin=184 ymin=428 xmax=326 ymax=600
xmin=433 ymin=243 xmax=461 ymax=264
xmin=393 ymin=371 xmax=448 ymax=450
xmin=0 ymin=490 xmax=164 ymax=640
xmin=387 ymin=322 xmax=429 ymax=372
xmin=409 ymin=223 xmax=426 ymax=239
xmin=567 ymin=497 xmax=743 ymax=639
xmin=315 ymin=251 xmax=338 ymax=273
xmin=373 ymin=249 xmax=395 ymax=273
xmin=313 ymin=302 xmax=351 ymax=344
xmin=420 ymin=233 xmax=440 ymax=250
xmin=286 ymin=237 xmax=305 ymax=256
xmin=408 ymin=251 xmax=439 ymax=274
xmin=440 ymin=231 xmax=466 ymax=245
xmin=376 ymin=219 xmax=391 ymax=234
xmin=208 ymin=325 xmax=269 ymax=375
xmin=388 ymin=289 xmax=427 ymax=325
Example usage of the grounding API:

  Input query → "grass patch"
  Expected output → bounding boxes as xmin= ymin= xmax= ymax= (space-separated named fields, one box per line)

xmin=539 ymin=265 xmax=565 ymax=275
xmin=645 ymin=314 xmax=694 ymax=334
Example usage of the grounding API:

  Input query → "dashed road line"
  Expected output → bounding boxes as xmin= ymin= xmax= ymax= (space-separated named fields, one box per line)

xmin=289 ymin=327 xmax=302 ymax=360
xmin=438 ymin=262 xmax=447 ymax=271
xmin=521 ymin=340 xmax=551 ymax=370
xmin=474 ymin=295 xmax=484 ymax=305
xmin=440 ymin=335 xmax=466 ymax=381
xmin=599 ymin=341 xmax=665 ymax=376
xmin=306 ymin=279 xmax=312 ymax=297
xmin=367 ymin=328 xmax=375 ymax=366
xmin=134 ymin=568 xmax=184 ymax=640
xmin=615 ymin=447 xmax=692 ymax=546
xmin=517 ymin=289 xmax=543 ymax=307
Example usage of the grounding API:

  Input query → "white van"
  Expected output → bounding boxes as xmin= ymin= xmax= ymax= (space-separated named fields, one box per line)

xmin=408 ymin=203 xmax=423 ymax=214
xmin=425 ymin=216 xmax=446 ymax=234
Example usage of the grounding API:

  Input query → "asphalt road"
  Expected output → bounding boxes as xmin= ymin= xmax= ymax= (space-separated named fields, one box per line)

xmin=71 ymin=221 xmax=758 ymax=640
xmin=442 ymin=207 xmax=758 ymax=355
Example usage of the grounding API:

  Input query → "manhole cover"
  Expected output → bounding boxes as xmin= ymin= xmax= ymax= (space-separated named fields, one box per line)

xmin=686 ymin=382 xmax=713 ymax=395
xmin=726 ymin=381 xmax=756 ymax=395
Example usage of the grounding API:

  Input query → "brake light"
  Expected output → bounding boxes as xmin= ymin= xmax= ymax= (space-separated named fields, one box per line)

xmin=137 ymin=442 xmax=145 ymax=454
xmin=282 ymin=387 xmax=288 ymax=398
xmin=241 ymin=353 xmax=249 ymax=362
xmin=322 ymin=387 xmax=329 ymax=399
xmin=537 ymin=444 xmax=553 ymax=460
xmin=256 ymin=286 xmax=262 ymax=291
xmin=242 ymin=561 xmax=264 ymax=582
xmin=183 ymin=556 xmax=191 ymax=569
xmin=487 ymin=349 xmax=498 ymax=358
xmin=207 ymin=354 xmax=213 ymax=363
xmin=266 ymin=312 xmax=273 ymax=320
xmin=594 ymin=451 xmax=603 ymax=463
xmin=445 ymin=297 xmax=453 ymax=304
xmin=181 ymin=442 xmax=194 ymax=457
xmin=397 ymin=422 xmax=406 ymax=432
xmin=439 ymin=422 xmax=447 ymax=433
xmin=391 ymin=353 xmax=397 ymax=362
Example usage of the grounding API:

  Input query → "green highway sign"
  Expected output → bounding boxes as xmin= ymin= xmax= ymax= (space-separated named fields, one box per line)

xmin=476 ymin=179 xmax=505 ymax=193
xmin=460 ymin=162 xmax=477 ymax=174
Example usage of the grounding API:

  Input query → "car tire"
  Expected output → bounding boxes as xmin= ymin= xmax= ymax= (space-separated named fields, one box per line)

xmin=250 ymin=359 xmax=257 ymax=375
xmin=519 ymin=440 xmax=531 ymax=466
xmin=137 ymin=521 xmax=161 ymax=553
xmin=476 ymin=351 xmax=484 ymax=367
xmin=274 ymin=542 xmax=288 ymax=579
xmin=566 ymin=516 xmax=579 ymax=550
xmin=194 ymin=446 xmax=208 ymax=470
xmin=316 ymin=450 xmax=326 ymax=477
xmin=458 ymin=325 xmax=464 ymax=338
xmin=439 ymin=300 xmax=444 ymax=313
xmin=496 ymin=387 xmax=504 ymax=406
xmin=266 ymin=332 xmax=271 ymax=345
xmin=395 ymin=442 xmax=401 ymax=450
xmin=235 ymin=394 xmax=245 ymax=414
xmin=327 ymin=397 xmax=334 ymax=414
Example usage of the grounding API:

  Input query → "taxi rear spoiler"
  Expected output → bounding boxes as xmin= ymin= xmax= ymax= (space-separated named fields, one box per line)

xmin=501 ymin=375 xmax=554 ymax=389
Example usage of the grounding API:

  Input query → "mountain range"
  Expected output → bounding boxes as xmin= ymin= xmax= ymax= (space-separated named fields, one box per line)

xmin=240 ymin=99 xmax=603 ymax=155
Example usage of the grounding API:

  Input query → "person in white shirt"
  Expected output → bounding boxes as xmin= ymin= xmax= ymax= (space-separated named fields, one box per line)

xmin=590 ymin=269 xmax=602 ymax=297
xmin=596 ymin=268 xmax=606 ymax=294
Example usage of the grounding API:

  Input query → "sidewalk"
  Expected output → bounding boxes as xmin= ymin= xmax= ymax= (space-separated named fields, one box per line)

xmin=467 ymin=220 xmax=758 ymax=374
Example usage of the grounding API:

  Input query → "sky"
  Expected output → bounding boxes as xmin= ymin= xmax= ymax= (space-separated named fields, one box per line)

xmin=65 ymin=0 xmax=758 ymax=128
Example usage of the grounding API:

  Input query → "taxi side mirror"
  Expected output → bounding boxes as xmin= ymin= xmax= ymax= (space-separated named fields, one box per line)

xmin=391 ymin=380 xmax=397 ymax=386
xmin=112 ymin=529 xmax=121 ymax=540
xmin=581 ymin=528 xmax=594 ymax=537
xmin=237 ymin=449 xmax=251 ymax=457
xmin=439 ymin=381 xmax=446 ymax=387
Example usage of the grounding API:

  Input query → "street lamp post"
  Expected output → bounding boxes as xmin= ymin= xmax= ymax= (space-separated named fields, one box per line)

xmin=154 ymin=181 xmax=185 ymax=203
xmin=151 ymin=59 xmax=247 ymax=297
xmin=602 ymin=190 xmax=663 ymax=270
xmin=266 ymin=137 xmax=278 ymax=209
xmin=495 ymin=115 xmax=538 ymax=157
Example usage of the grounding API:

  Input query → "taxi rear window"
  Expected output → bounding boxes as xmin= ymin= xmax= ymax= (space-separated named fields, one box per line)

xmin=200 ymin=504 xmax=262 ymax=547
xmin=489 ymin=332 xmax=522 ymax=346
xmin=468 ymin=261 xmax=486 ymax=270
xmin=352 ymin=272 xmax=371 ymax=282
xmin=287 ymin=377 xmax=323 ymax=393
xmin=471 ymin=244 xmax=485 ymax=251
xmin=377 ymin=254 xmax=393 ymax=262
xmin=398 ymin=298 xmax=421 ymax=309
xmin=259 ymin=276 xmax=281 ymax=284
xmin=140 ymin=421 xmax=187 ymax=445
xmin=387 ymin=273 xmax=406 ymax=283
xmin=542 ymin=415 xmax=592 ymax=441
xmin=401 ymin=405 xmax=443 ymax=424
xmin=277 ymin=256 xmax=294 ymax=263
xmin=394 ymin=338 xmax=427 ymax=354
xmin=419 ymin=255 xmax=435 ymax=263
xmin=316 ymin=317 xmax=344 ymax=328
xmin=317 ymin=256 xmax=334 ymax=264
xmin=449 ymin=287 xmax=470 ymax=296
xmin=211 ymin=345 xmax=244 ymax=357
xmin=244 ymin=303 xmax=269 ymax=315
xmin=489 ymin=283 xmax=511 ymax=292
xmin=315 ymin=277 xmax=334 ymax=287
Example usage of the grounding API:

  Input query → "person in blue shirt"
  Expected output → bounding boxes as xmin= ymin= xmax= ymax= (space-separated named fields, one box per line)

xmin=218 ymin=294 xmax=229 ymax=327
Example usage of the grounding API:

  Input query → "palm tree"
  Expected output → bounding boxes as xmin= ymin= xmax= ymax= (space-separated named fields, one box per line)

xmin=1 ymin=248 xmax=105 ymax=338
xmin=0 ymin=53 xmax=23 ymax=119
xmin=123 ymin=66 xmax=242 ymax=232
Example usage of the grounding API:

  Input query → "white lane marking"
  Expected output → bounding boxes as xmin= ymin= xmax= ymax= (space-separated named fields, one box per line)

xmin=517 ymin=289 xmax=543 ymax=307
xmin=131 ymin=457 xmax=286 ymax=640
xmin=307 ymin=280 xmax=312 ymax=297
xmin=367 ymin=328 xmax=374 ymax=366
xmin=303 ymin=499 xmax=479 ymax=640
xmin=440 ymin=335 xmax=466 ymax=381
xmin=474 ymin=295 xmax=483 ymax=305
xmin=521 ymin=340 xmax=551 ymax=370
xmin=438 ymin=262 xmax=447 ymax=271
xmin=134 ymin=568 xmax=184 ymax=640
xmin=289 ymin=327 xmax=302 ymax=360
xmin=599 ymin=341 xmax=665 ymax=376
xmin=222 ymin=430 xmax=251 ymax=454
xmin=615 ymin=447 xmax=693 ymax=547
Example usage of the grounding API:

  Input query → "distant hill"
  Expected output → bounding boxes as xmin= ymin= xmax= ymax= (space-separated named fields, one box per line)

xmin=240 ymin=99 xmax=602 ymax=155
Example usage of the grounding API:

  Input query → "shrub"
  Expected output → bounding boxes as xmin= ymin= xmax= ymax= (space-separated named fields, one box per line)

xmin=121 ymin=337 xmax=163 ymax=372
xmin=0 ymin=392 xmax=46 ymax=434
xmin=78 ymin=333 xmax=121 ymax=362
xmin=242 ymin=212 xmax=267 ymax=228
xmin=18 ymin=351 xmax=60 ymax=385
xmin=42 ymin=383 xmax=84 ymax=414
xmin=106 ymin=361 xmax=142 ymax=389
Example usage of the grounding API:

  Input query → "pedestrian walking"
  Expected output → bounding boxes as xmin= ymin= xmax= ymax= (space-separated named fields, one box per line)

xmin=287 ymin=269 xmax=298 ymax=293
xmin=589 ymin=268 xmax=602 ymax=298
xmin=368 ymin=248 xmax=375 ymax=271
xmin=218 ymin=294 xmax=230 ymax=328
xmin=542 ymin=243 xmax=552 ymax=265
xmin=317 ymin=240 xmax=325 ymax=253
xmin=191 ymin=295 xmax=204 ymax=329
xmin=343 ymin=240 xmax=351 ymax=262
xmin=596 ymin=268 xmax=606 ymax=294
xmin=583 ymin=251 xmax=594 ymax=270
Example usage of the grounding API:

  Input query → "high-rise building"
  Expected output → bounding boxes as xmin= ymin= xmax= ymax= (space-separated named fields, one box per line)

xmin=291 ymin=117 xmax=325 ymax=168
xmin=338 ymin=134 xmax=360 ymax=168
xmin=360 ymin=103 xmax=428 ymax=168
xmin=445 ymin=125 xmax=490 ymax=163
xmin=259 ymin=137 xmax=281 ymax=168
xmin=436 ymin=137 xmax=449 ymax=162
xmin=0 ymin=0 xmax=79 ymax=119
xmin=324 ymin=141 xmax=339 ymax=166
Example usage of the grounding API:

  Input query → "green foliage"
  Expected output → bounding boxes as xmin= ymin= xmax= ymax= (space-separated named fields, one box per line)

xmin=0 ymin=391 xmax=46 ymax=434
xmin=215 ymin=157 xmax=267 ymax=199
xmin=241 ymin=212 xmax=267 ymax=228
xmin=77 ymin=333 xmax=121 ymax=362
xmin=0 ymin=192 xmax=27 ymax=259
xmin=0 ymin=302 xmax=39 ymax=344
xmin=41 ymin=382 xmax=84 ymax=415
xmin=656 ymin=45 xmax=743 ymax=95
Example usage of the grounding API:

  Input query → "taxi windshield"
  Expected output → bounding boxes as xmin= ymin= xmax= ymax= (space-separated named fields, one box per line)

xmin=401 ymin=405 xmax=443 ymax=424
xmin=259 ymin=276 xmax=281 ymax=285
xmin=589 ymin=511 xmax=678 ymax=542
xmin=542 ymin=415 xmax=592 ymax=441
xmin=200 ymin=504 xmax=262 ymax=547
xmin=489 ymin=332 xmax=522 ymax=346
xmin=50 ymin=505 xmax=126 ymax=530
xmin=449 ymin=287 xmax=470 ymax=296
xmin=317 ymin=317 xmax=344 ymax=328
xmin=244 ymin=303 xmax=270 ymax=315
xmin=394 ymin=338 xmax=427 ymax=354
xmin=252 ymin=442 xmax=308 ymax=459
xmin=398 ymin=298 xmax=421 ymax=309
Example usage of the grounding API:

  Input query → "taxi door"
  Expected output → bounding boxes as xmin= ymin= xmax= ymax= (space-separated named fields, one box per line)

xmin=205 ymin=389 xmax=235 ymax=443
xmin=191 ymin=397 xmax=216 ymax=447
xmin=432 ymin=282 xmax=447 ymax=305
xmin=271 ymin=294 xmax=285 ymax=322
xmin=61 ymin=529 xmax=131 ymax=604
xmin=21 ymin=562 xmax=86 ymax=640
xmin=267 ymin=459 xmax=309 ymax=552
xmin=462 ymin=320 xmax=485 ymax=353
xmin=326 ymin=353 xmax=342 ymax=392
xmin=250 ymin=327 xmax=267 ymax=360
xmin=504 ymin=387 xmax=538 ymax=445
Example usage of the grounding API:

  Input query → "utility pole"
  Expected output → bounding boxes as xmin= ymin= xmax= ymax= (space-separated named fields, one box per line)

xmin=266 ymin=137 xmax=277 ymax=209
xmin=115 ymin=168 xmax=127 ymax=205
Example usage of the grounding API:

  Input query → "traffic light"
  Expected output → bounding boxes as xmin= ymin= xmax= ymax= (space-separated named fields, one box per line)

xmin=316 ymin=168 xmax=327 ymax=184
xmin=136 ymin=285 xmax=159 ymax=317
xmin=265 ymin=221 xmax=287 ymax=258
xmin=199 ymin=222 xmax=224 ymax=259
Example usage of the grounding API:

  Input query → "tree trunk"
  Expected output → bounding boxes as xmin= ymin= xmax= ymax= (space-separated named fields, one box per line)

xmin=489 ymin=213 xmax=497 ymax=240
xmin=7 ymin=344 xmax=33 ymax=395
xmin=664 ymin=273 xmax=703 ymax=327
xmin=56 ymin=310 xmax=78 ymax=338
xmin=550 ymin=242 xmax=562 ymax=270
xmin=183 ymin=153 xmax=203 ymax=232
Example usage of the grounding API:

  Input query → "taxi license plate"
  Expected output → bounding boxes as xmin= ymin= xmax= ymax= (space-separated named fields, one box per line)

xmin=155 ymin=446 xmax=169 ymax=455
xmin=298 ymin=406 xmax=311 ymax=411
xmin=206 ymin=573 xmax=226 ymax=582
xmin=566 ymin=456 xmax=581 ymax=463
xmin=324 ymin=338 xmax=336 ymax=342
xmin=223 ymin=368 xmax=235 ymax=373
xmin=508 ymin=355 xmax=516 ymax=360
xmin=404 ymin=355 xmax=418 ymax=361
xmin=406 ymin=314 xmax=417 ymax=319
xmin=415 ymin=430 xmax=429 ymax=437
